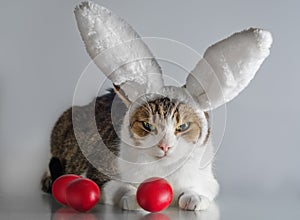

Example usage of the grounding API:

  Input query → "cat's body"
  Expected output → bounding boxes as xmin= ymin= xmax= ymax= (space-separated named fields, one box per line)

xmin=42 ymin=87 xmax=219 ymax=211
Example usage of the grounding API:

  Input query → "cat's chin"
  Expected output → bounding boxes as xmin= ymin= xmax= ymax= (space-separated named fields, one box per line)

xmin=155 ymin=155 xmax=167 ymax=159
xmin=154 ymin=154 xmax=181 ymax=164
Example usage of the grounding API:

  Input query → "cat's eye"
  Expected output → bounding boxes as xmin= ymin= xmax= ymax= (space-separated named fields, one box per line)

xmin=142 ymin=121 xmax=156 ymax=132
xmin=176 ymin=122 xmax=190 ymax=132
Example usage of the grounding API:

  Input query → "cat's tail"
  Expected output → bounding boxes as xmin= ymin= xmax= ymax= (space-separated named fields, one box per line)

xmin=41 ymin=157 xmax=64 ymax=193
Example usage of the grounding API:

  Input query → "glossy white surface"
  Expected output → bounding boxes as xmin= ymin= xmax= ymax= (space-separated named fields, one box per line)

xmin=1 ymin=193 xmax=299 ymax=220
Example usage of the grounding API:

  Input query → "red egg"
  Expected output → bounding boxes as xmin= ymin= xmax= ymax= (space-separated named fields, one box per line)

xmin=65 ymin=178 xmax=100 ymax=212
xmin=136 ymin=177 xmax=173 ymax=212
xmin=52 ymin=174 xmax=81 ymax=205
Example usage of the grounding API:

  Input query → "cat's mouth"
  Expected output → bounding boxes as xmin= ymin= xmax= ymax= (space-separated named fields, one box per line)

xmin=156 ymin=152 xmax=169 ymax=159
xmin=155 ymin=146 xmax=174 ymax=159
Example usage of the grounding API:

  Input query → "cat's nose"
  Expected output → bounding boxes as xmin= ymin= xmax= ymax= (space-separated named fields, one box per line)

xmin=159 ymin=143 xmax=170 ymax=153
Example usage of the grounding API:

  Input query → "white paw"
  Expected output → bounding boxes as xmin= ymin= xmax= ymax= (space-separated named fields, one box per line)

xmin=119 ymin=194 xmax=142 ymax=211
xmin=178 ymin=193 xmax=210 ymax=211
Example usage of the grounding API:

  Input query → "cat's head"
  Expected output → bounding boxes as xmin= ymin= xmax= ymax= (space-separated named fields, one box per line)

xmin=75 ymin=2 xmax=272 ymax=162
xmin=121 ymin=86 xmax=209 ymax=162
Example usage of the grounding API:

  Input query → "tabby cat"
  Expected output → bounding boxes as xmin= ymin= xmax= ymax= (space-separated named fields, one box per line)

xmin=41 ymin=86 xmax=218 ymax=211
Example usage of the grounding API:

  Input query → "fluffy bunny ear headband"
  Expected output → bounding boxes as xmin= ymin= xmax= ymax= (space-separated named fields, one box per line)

xmin=74 ymin=1 xmax=272 ymax=111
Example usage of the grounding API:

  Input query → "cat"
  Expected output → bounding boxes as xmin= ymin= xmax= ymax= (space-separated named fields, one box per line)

xmin=41 ymin=86 xmax=219 ymax=211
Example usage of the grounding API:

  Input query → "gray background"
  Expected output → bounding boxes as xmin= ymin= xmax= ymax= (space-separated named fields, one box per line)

xmin=0 ymin=0 xmax=299 ymax=200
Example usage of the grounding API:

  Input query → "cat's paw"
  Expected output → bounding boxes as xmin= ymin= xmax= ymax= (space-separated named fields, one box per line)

xmin=41 ymin=172 xmax=52 ymax=193
xmin=178 ymin=193 xmax=210 ymax=211
xmin=119 ymin=194 xmax=142 ymax=211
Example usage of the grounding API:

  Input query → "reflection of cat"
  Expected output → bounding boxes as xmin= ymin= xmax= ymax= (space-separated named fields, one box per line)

xmin=41 ymin=1 xmax=272 ymax=211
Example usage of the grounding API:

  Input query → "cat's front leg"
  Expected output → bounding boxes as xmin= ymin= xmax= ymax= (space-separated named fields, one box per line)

xmin=177 ymin=174 xmax=219 ymax=211
xmin=178 ymin=191 xmax=210 ymax=211
xmin=119 ymin=191 xmax=141 ymax=211
xmin=101 ymin=180 xmax=141 ymax=211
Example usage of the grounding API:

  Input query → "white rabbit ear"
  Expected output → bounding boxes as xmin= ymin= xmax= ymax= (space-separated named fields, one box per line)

xmin=185 ymin=28 xmax=272 ymax=111
xmin=74 ymin=1 xmax=163 ymax=102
